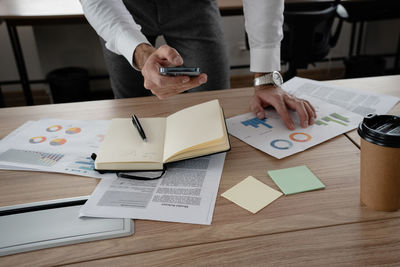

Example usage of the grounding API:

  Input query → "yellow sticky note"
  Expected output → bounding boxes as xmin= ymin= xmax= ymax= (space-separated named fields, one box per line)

xmin=221 ymin=176 xmax=282 ymax=214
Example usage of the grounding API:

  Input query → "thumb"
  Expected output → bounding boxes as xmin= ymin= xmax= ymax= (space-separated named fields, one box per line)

xmin=157 ymin=45 xmax=183 ymax=66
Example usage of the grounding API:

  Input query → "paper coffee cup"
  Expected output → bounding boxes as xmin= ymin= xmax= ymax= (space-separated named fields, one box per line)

xmin=358 ymin=114 xmax=400 ymax=211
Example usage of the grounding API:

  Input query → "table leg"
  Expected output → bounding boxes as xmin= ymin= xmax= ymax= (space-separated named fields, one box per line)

xmin=0 ymin=85 xmax=4 ymax=108
xmin=6 ymin=24 xmax=34 ymax=106
xmin=348 ymin=22 xmax=357 ymax=58
xmin=356 ymin=21 xmax=364 ymax=56
xmin=395 ymin=33 xmax=400 ymax=71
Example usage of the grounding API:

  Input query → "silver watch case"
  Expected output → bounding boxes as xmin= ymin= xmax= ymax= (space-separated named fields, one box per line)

xmin=253 ymin=71 xmax=283 ymax=87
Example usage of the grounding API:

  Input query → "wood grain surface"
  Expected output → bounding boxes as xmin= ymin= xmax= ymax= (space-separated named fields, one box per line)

xmin=66 ymin=218 xmax=400 ymax=267
xmin=1 ymin=80 xmax=400 ymax=266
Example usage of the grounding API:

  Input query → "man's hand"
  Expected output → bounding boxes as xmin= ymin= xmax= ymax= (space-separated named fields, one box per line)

xmin=250 ymin=84 xmax=316 ymax=130
xmin=133 ymin=43 xmax=207 ymax=99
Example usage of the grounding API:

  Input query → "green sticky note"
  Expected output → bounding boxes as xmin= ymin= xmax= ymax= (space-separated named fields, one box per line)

xmin=267 ymin=165 xmax=325 ymax=195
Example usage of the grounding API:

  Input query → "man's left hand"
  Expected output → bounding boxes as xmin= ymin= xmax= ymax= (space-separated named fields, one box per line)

xmin=249 ymin=85 xmax=316 ymax=130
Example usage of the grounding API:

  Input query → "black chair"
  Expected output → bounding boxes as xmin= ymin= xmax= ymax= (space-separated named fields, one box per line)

xmin=339 ymin=0 xmax=400 ymax=77
xmin=46 ymin=67 xmax=91 ymax=103
xmin=281 ymin=0 xmax=345 ymax=80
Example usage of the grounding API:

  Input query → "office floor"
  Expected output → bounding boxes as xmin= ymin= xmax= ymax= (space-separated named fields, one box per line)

xmin=1 ymin=67 xmax=345 ymax=107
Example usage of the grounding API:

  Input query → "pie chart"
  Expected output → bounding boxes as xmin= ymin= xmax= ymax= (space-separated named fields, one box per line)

xmin=50 ymin=138 xmax=67 ymax=146
xmin=46 ymin=125 xmax=62 ymax=132
xmin=66 ymin=127 xmax=81 ymax=134
xmin=29 ymin=136 xmax=46 ymax=144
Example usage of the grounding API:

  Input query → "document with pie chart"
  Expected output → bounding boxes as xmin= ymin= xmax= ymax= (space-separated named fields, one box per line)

xmin=226 ymin=97 xmax=363 ymax=159
xmin=0 ymin=118 xmax=113 ymax=178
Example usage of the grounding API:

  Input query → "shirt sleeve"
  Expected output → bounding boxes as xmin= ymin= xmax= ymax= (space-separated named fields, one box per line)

xmin=80 ymin=0 xmax=150 ymax=68
xmin=243 ymin=0 xmax=284 ymax=73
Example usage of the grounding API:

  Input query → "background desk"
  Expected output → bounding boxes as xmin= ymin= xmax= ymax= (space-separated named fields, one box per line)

xmin=1 ymin=75 xmax=400 ymax=266
xmin=0 ymin=0 xmax=352 ymax=106
xmin=0 ymin=0 xmax=246 ymax=106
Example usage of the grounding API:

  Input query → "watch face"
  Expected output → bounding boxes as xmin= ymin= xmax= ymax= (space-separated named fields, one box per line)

xmin=272 ymin=71 xmax=283 ymax=86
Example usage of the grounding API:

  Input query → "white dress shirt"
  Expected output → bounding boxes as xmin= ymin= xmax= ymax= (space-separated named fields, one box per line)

xmin=80 ymin=0 xmax=283 ymax=73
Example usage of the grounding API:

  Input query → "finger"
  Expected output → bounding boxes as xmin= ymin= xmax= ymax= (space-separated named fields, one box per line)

xmin=164 ymin=74 xmax=208 ymax=94
xmin=272 ymin=96 xmax=295 ymax=130
xmin=157 ymin=45 xmax=183 ymax=66
xmin=304 ymin=102 xmax=315 ymax=125
xmin=249 ymin=95 xmax=267 ymax=119
xmin=284 ymin=95 xmax=309 ymax=128
xmin=158 ymin=75 xmax=191 ymax=86
xmin=149 ymin=73 xmax=208 ymax=99
xmin=305 ymin=99 xmax=317 ymax=118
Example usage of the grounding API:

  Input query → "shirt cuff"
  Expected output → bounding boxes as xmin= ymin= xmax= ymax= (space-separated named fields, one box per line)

xmin=249 ymin=46 xmax=281 ymax=73
xmin=110 ymin=28 xmax=150 ymax=70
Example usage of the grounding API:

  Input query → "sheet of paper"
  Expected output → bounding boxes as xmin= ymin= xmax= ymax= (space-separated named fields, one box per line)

xmin=221 ymin=176 xmax=282 ymax=213
xmin=282 ymin=77 xmax=399 ymax=116
xmin=79 ymin=153 xmax=226 ymax=225
xmin=268 ymin=165 xmax=325 ymax=195
xmin=0 ymin=119 xmax=114 ymax=179
xmin=163 ymin=100 xmax=225 ymax=162
xmin=95 ymin=118 xmax=166 ymax=165
xmin=227 ymin=97 xmax=363 ymax=159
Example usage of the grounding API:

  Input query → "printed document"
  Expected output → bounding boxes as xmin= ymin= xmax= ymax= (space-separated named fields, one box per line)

xmin=80 ymin=153 xmax=226 ymax=225
xmin=227 ymin=97 xmax=363 ymax=159
xmin=282 ymin=77 xmax=399 ymax=116
xmin=0 ymin=119 xmax=112 ymax=179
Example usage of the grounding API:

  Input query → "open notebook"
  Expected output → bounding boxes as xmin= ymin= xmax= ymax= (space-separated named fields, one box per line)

xmin=94 ymin=100 xmax=230 ymax=171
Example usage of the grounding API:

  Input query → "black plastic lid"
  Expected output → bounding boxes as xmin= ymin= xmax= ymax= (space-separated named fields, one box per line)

xmin=358 ymin=114 xmax=400 ymax=148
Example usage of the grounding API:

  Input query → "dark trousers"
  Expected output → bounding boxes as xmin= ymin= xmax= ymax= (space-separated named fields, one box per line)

xmin=100 ymin=0 xmax=230 ymax=98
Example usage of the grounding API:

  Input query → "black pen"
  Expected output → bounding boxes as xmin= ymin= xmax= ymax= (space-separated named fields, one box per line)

xmin=132 ymin=115 xmax=147 ymax=142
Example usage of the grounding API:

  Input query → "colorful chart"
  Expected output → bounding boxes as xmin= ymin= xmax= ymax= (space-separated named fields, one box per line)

xmin=270 ymin=139 xmax=293 ymax=150
xmin=289 ymin=132 xmax=312 ymax=142
xmin=29 ymin=136 xmax=46 ymax=144
xmin=330 ymin=113 xmax=350 ymax=122
xmin=0 ymin=149 xmax=64 ymax=167
xmin=65 ymin=156 xmax=95 ymax=174
xmin=66 ymin=127 xmax=81 ymax=134
xmin=315 ymin=120 xmax=328 ymax=126
xmin=322 ymin=116 xmax=348 ymax=126
xmin=50 ymin=138 xmax=67 ymax=146
xmin=241 ymin=118 xmax=273 ymax=128
xmin=46 ymin=125 xmax=62 ymax=132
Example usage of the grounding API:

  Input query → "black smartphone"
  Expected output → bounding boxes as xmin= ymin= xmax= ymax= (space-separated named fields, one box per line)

xmin=159 ymin=67 xmax=201 ymax=77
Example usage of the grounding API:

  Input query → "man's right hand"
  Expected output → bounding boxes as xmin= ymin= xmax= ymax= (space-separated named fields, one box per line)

xmin=133 ymin=43 xmax=207 ymax=99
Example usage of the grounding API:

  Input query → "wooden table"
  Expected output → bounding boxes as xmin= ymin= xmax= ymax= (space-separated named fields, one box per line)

xmin=1 ymin=75 xmax=400 ymax=266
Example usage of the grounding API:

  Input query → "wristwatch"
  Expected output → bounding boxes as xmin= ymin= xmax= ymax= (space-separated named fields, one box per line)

xmin=253 ymin=71 xmax=283 ymax=87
